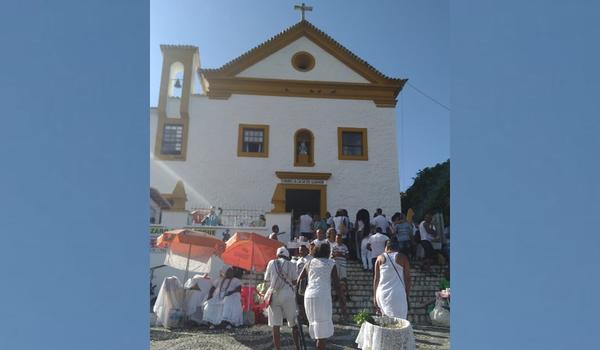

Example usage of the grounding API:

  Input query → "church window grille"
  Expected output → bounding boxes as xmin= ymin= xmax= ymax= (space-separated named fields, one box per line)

xmin=238 ymin=124 xmax=269 ymax=157
xmin=160 ymin=124 xmax=184 ymax=155
xmin=243 ymin=129 xmax=264 ymax=152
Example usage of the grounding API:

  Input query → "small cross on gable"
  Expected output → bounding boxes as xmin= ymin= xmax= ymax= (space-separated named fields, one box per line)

xmin=294 ymin=2 xmax=313 ymax=21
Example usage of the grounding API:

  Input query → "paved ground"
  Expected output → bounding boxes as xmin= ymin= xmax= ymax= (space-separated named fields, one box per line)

xmin=150 ymin=323 xmax=449 ymax=350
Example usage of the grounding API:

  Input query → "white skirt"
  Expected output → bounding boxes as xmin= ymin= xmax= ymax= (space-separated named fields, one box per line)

xmin=185 ymin=290 xmax=207 ymax=323
xmin=202 ymin=298 xmax=223 ymax=325
xmin=304 ymin=296 xmax=334 ymax=339
xmin=376 ymin=287 xmax=408 ymax=319
xmin=221 ymin=292 xmax=243 ymax=326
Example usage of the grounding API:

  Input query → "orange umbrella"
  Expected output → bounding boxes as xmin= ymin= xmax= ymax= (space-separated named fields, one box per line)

xmin=157 ymin=229 xmax=225 ymax=259
xmin=156 ymin=229 xmax=226 ymax=282
xmin=221 ymin=232 xmax=284 ymax=273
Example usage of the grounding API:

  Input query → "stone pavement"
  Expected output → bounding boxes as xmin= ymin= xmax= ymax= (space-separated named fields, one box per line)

xmin=150 ymin=324 xmax=449 ymax=350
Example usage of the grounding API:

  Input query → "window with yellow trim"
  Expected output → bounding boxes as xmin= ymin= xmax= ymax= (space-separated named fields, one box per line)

xmin=238 ymin=124 xmax=269 ymax=157
xmin=338 ymin=127 xmax=368 ymax=160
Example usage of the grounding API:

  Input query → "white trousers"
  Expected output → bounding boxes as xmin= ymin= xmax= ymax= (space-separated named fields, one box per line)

xmin=361 ymin=249 xmax=372 ymax=270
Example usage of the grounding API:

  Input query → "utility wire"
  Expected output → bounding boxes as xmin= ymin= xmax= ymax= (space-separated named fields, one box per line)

xmin=406 ymin=81 xmax=451 ymax=111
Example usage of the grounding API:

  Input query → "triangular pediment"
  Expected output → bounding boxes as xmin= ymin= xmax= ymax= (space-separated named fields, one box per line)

xmin=199 ymin=20 xmax=406 ymax=107
xmin=236 ymin=36 xmax=371 ymax=83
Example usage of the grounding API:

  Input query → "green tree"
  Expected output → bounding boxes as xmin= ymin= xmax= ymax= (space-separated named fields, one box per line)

xmin=402 ymin=159 xmax=450 ymax=224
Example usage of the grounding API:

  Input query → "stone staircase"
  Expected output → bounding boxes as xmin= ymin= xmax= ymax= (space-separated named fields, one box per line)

xmin=330 ymin=260 xmax=446 ymax=325
xmin=243 ymin=259 xmax=447 ymax=326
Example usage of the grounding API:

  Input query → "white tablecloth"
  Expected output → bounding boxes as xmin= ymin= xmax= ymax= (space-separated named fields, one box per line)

xmin=355 ymin=316 xmax=416 ymax=350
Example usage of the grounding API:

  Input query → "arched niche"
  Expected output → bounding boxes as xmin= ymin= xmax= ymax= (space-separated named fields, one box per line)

xmin=168 ymin=61 xmax=184 ymax=98
xmin=294 ymin=129 xmax=315 ymax=167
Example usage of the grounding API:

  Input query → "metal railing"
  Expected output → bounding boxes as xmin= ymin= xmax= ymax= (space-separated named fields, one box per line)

xmin=187 ymin=207 xmax=268 ymax=228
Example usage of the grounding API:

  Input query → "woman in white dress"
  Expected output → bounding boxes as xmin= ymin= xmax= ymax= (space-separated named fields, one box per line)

xmin=203 ymin=268 xmax=243 ymax=328
xmin=183 ymin=274 xmax=213 ymax=324
xmin=373 ymin=240 xmax=412 ymax=319
xmin=298 ymin=243 xmax=348 ymax=350
xmin=219 ymin=268 xmax=243 ymax=328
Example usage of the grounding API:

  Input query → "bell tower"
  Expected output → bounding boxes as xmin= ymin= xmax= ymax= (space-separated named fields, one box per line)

xmin=154 ymin=45 xmax=200 ymax=161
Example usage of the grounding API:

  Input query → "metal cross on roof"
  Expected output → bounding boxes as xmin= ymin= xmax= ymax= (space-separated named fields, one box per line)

xmin=294 ymin=3 xmax=313 ymax=21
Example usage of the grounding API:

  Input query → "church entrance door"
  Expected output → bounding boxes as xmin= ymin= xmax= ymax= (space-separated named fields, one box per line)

xmin=285 ymin=189 xmax=321 ymax=220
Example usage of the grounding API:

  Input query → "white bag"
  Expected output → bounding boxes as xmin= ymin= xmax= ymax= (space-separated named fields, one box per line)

xmin=429 ymin=299 xmax=450 ymax=327
xmin=166 ymin=308 xmax=184 ymax=328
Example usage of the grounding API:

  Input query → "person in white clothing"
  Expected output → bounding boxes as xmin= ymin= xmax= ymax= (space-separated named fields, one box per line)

xmin=295 ymin=244 xmax=312 ymax=325
xmin=373 ymin=240 xmax=412 ymax=318
xmin=311 ymin=229 xmax=328 ymax=248
xmin=298 ymin=243 xmax=348 ymax=350
xmin=299 ymin=212 xmax=314 ymax=240
xmin=204 ymin=268 xmax=243 ymax=329
xmin=367 ymin=227 xmax=390 ymax=268
xmin=333 ymin=210 xmax=349 ymax=239
xmin=153 ymin=276 xmax=183 ymax=328
xmin=264 ymin=247 xmax=300 ymax=350
xmin=361 ymin=230 xmax=373 ymax=271
xmin=269 ymin=225 xmax=280 ymax=240
xmin=331 ymin=233 xmax=350 ymax=301
xmin=372 ymin=208 xmax=392 ymax=236
xmin=183 ymin=273 xmax=213 ymax=324
xmin=419 ymin=213 xmax=439 ymax=273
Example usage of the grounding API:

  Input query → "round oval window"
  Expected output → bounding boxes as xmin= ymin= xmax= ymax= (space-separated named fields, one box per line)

xmin=291 ymin=52 xmax=315 ymax=72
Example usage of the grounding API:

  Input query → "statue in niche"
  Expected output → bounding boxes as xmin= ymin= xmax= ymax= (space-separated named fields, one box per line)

xmin=298 ymin=140 xmax=309 ymax=155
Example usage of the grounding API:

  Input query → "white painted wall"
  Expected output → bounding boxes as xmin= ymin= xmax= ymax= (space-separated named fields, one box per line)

xmin=236 ymin=37 xmax=370 ymax=83
xmin=150 ymin=94 xmax=401 ymax=220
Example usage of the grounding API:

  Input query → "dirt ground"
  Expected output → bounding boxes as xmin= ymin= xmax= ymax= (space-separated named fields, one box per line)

xmin=150 ymin=323 xmax=449 ymax=350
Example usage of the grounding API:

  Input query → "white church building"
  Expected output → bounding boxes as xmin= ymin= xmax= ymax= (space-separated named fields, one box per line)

xmin=150 ymin=20 xmax=406 ymax=240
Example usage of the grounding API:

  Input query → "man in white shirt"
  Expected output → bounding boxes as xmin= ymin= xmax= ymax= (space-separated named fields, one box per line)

xmin=419 ymin=213 xmax=438 ymax=272
xmin=367 ymin=227 xmax=389 ymax=269
xmin=372 ymin=208 xmax=391 ymax=236
xmin=264 ymin=247 xmax=299 ymax=350
xmin=311 ymin=229 xmax=328 ymax=248
xmin=299 ymin=212 xmax=313 ymax=240
xmin=269 ymin=225 xmax=280 ymax=240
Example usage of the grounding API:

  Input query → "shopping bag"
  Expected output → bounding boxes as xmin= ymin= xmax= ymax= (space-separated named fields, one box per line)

xmin=429 ymin=299 xmax=449 ymax=327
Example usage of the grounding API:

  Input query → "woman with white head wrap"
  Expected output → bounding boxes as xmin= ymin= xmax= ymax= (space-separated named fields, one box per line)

xmin=202 ymin=266 xmax=229 ymax=327
xmin=153 ymin=276 xmax=183 ymax=328
xmin=219 ymin=268 xmax=243 ymax=328
xmin=184 ymin=273 xmax=213 ymax=324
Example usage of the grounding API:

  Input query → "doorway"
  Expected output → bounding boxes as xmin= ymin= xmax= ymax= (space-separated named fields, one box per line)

xmin=285 ymin=189 xmax=321 ymax=220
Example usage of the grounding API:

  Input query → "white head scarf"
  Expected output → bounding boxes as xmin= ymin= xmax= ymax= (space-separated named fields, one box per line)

xmin=153 ymin=276 xmax=183 ymax=328
xmin=184 ymin=274 xmax=208 ymax=289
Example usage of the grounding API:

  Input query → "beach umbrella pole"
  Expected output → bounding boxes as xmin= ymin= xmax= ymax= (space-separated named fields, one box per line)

xmin=249 ymin=239 xmax=255 ymax=314
xmin=181 ymin=242 xmax=192 ymax=324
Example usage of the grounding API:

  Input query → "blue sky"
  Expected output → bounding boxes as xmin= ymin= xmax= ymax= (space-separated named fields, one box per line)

xmin=150 ymin=0 xmax=449 ymax=191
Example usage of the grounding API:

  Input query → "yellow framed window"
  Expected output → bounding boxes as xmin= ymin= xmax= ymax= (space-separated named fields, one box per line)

xmin=238 ymin=124 xmax=269 ymax=157
xmin=338 ymin=127 xmax=368 ymax=160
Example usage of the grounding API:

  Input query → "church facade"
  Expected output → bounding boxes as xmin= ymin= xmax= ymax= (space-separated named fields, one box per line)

xmin=150 ymin=20 xmax=406 ymax=230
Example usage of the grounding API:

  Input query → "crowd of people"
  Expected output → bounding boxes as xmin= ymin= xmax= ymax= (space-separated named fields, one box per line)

xmin=261 ymin=208 xmax=448 ymax=349
xmin=285 ymin=208 xmax=448 ymax=274
xmin=154 ymin=208 xmax=449 ymax=350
